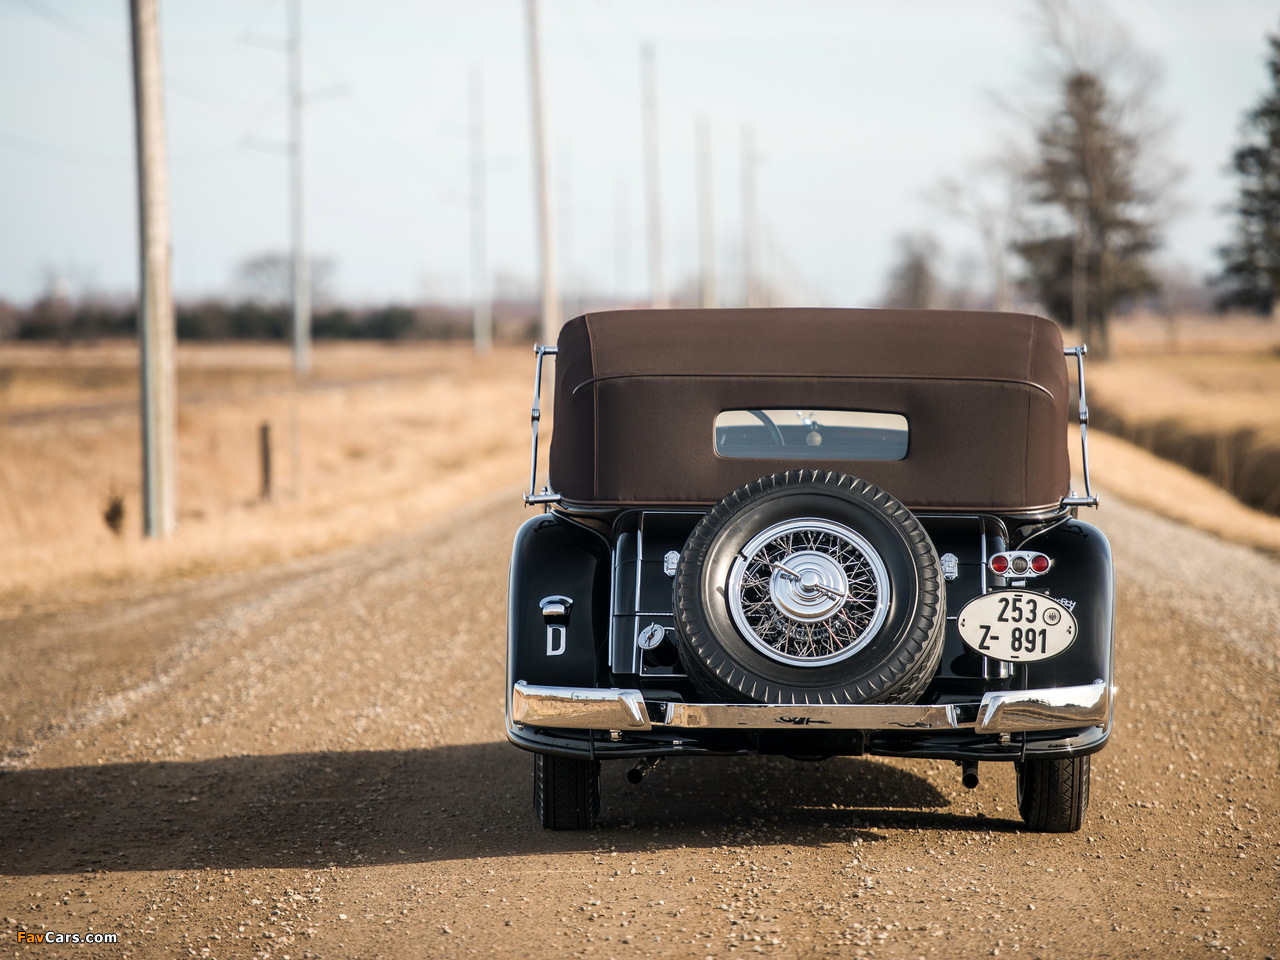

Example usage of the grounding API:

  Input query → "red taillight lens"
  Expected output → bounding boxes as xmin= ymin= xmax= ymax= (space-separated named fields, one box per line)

xmin=990 ymin=554 xmax=1010 ymax=575
xmin=1030 ymin=554 xmax=1051 ymax=574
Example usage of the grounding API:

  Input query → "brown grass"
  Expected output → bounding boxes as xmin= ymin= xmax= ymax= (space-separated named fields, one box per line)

xmin=1107 ymin=311 xmax=1280 ymax=356
xmin=6 ymin=320 xmax=1279 ymax=614
xmin=1088 ymin=317 xmax=1280 ymax=516
xmin=0 ymin=341 xmax=541 ymax=613
xmin=1083 ymin=429 xmax=1280 ymax=556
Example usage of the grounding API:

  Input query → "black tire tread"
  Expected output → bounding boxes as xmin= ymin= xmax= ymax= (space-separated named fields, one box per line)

xmin=1017 ymin=755 xmax=1090 ymax=833
xmin=675 ymin=470 xmax=945 ymax=706
xmin=533 ymin=754 xmax=600 ymax=830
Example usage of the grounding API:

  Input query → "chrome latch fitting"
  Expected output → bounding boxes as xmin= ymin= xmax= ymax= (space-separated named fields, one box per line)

xmin=540 ymin=596 xmax=573 ymax=620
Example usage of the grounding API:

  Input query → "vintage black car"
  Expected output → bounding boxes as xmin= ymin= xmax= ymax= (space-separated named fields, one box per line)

xmin=506 ymin=308 xmax=1113 ymax=833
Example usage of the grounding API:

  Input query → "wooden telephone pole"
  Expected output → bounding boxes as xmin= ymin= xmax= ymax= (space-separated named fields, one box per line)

xmin=129 ymin=0 xmax=176 ymax=538
xmin=471 ymin=65 xmax=492 ymax=354
xmin=741 ymin=125 xmax=758 ymax=308
xmin=288 ymin=0 xmax=311 ymax=376
xmin=697 ymin=116 xmax=717 ymax=309
xmin=641 ymin=44 xmax=667 ymax=308
xmin=525 ymin=0 xmax=561 ymax=345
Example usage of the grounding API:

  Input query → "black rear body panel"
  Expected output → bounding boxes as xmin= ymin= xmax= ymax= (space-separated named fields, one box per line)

xmin=507 ymin=507 xmax=1114 ymax=763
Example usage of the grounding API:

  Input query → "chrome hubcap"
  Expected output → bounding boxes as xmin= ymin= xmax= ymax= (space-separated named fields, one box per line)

xmin=768 ymin=550 xmax=848 ymax=621
xmin=728 ymin=518 xmax=890 ymax=666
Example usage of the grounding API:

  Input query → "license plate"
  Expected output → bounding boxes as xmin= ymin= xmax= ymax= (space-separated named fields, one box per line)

xmin=956 ymin=590 xmax=1077 ymax=663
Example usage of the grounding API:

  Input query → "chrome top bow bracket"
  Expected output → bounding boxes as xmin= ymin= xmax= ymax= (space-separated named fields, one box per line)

xmin=1061 ymin=344 xmax=1099 ymax=510
xmin=525 ymin=344 xmax=562 ymax=509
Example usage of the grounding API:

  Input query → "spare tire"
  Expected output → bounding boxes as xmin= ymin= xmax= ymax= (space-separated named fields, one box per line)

xmin=673 ymin=471 xmax=945 ymax=705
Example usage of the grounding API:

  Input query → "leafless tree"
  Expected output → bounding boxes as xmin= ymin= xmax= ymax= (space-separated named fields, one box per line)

xmin=234 ymin=252 xmax=335 ymax=308
xmin=930 ymin=158 xmax=1025 ymax=311
xmin=1009 ymin=0 xmax=1179 ymax=357
xmin=880 ymin=233 xmax=944 ymax=310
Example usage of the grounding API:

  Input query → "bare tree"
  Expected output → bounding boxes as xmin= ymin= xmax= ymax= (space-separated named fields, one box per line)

xmin=234 ymin=252 xmax=335 ymax=308
xmin=930 ymin=158 xmax=1024 ymax=311
xmin=880 ymin=233 xmax=944 ymax=310
xmin=1010 ymin=0 xmax=1177 ymax=357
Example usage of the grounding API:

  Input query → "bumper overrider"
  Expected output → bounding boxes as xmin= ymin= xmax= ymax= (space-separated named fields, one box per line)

xmin=510 ymin=680 xmax=1113 ymax=735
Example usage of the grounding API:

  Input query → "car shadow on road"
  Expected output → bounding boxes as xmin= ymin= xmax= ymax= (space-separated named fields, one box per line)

xmin=0 ymin=742 xmax=1019 ymax=875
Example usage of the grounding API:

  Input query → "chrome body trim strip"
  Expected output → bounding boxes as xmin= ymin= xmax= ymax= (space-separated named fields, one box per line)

xmin=510 ymin=680 xmax=1111 ymax=734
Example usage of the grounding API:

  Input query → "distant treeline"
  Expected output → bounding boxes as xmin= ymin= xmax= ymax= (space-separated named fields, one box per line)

xmin=0 ymin=297 xmax=539 ymax=342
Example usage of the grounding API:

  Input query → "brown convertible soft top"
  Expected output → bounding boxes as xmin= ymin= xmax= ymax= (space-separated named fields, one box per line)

xmin=548 ymin=308 xmax=1071 ymax=513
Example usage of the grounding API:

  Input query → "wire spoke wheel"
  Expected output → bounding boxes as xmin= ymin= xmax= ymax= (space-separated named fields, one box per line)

xmin=674 ymin=471 xmax=946 ymax=706
xmin=728 ymin=519 xmax=890 ymax=666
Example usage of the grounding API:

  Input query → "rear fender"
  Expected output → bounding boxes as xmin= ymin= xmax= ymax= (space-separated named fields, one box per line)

xmin=1019 ymin=519 xmax=1114 ymax=693
xmin=506 ymin=513 xmax=610 ymax=710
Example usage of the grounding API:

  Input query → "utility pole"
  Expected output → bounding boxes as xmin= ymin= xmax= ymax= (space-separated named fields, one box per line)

xmin=641 ymin=43 xmax=667 ymax=308
xmin=697 ymin=116 xmax=717 ymax=309
xmin=560 ymin=148 xmax=576 ymax=321
xmin=525 ymin=0 xmax=561 ymax=344
xmin=288 ymin=0 xmax=310 ymax=376
xmin=470 ymin=65 xmax=492 ymax=354
xmin=615 ymin=178 xmax=630 ymax=306
xmin=741 ymin=125 xmax=758 ymax=308
xmin=129 ymin=0 xmax=176 ymax=539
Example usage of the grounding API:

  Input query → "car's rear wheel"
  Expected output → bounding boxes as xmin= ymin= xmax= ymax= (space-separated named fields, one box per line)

xmin=673 ymin=471 xmax=945 ymax=705
xmin=533 ymin=754 xmax=600 ymax=830
xmin=1016 ymin=755 xmax=1090 ymax=832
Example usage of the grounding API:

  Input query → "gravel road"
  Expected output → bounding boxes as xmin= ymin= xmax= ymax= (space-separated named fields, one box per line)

xmin=2 ymin=488 xmax=1277 ymax=959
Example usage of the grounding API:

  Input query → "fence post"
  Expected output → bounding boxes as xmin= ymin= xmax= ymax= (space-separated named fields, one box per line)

xmin=260 ymin=422 xmax=272 ymax=501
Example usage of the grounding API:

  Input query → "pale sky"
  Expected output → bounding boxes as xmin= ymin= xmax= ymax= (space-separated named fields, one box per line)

xmin=0 ymin=0 xmax=1276 ymax=311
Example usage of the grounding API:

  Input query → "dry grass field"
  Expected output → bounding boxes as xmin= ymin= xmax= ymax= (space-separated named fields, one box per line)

xmin=4 ymin=316 xmax=1278 ymax=614
xmin=0 ymin=341 xmax=536 ymax=613
xmin=1090 ymin=314 xmax=1280 ymax=517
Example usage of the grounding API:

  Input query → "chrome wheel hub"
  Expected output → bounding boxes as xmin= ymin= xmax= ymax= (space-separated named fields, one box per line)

xmin=728 ymin=518 xmax=890 ymax=666
xmin=768 ymin=550 xmax=848 ymax=621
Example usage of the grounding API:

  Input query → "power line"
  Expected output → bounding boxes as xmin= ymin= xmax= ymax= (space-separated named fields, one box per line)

xmin=8 ymin=0 xmax=275 ymax=111
xmin=10 ymin=0 xmax=121 ymax=63
xmin=0 ymin=130 xmax=127 ymax=167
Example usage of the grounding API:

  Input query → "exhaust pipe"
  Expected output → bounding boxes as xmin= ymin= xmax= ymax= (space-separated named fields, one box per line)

xmin=627 ymin=757 xmax=663 ymax=784
xmin=960 ymin=760 xmax=979 ymax=790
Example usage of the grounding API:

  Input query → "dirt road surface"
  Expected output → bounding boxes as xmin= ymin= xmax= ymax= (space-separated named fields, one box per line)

xmin=2 ymin=488 xmax=1277 ymax=959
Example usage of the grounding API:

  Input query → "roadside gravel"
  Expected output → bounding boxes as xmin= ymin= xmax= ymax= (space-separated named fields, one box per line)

xmin=1 ymin=486 xmax=1277 ymax=959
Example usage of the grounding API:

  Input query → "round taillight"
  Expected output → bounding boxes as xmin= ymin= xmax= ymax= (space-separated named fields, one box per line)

xmin=1030 ymin=553 xmax=1051 ymax=574
xmin=1010 ymin=555 xmax=1030 ymax=575
xmin=990 ymin=554 xmax=1010 ymax=575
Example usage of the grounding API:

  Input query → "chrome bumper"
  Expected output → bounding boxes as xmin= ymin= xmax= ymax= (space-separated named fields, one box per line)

xmin=510 ymin=680 xmax=1112 ymax=735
